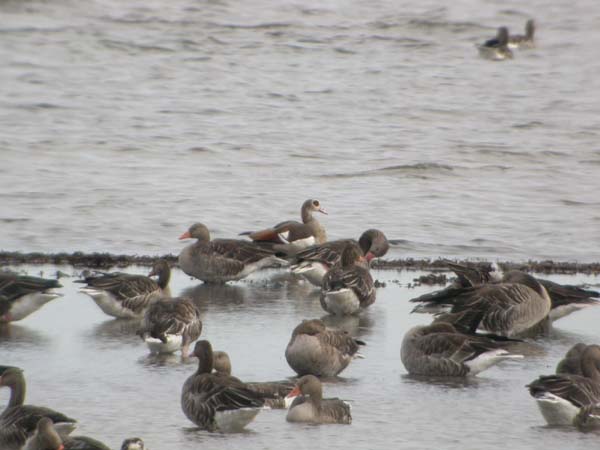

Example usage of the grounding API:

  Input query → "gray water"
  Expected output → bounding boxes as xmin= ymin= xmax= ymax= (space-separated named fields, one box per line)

xmin=1 ymin=0 xmax=600 ymax=261
xmin=1 ymin=265 xmax=599 ymax=449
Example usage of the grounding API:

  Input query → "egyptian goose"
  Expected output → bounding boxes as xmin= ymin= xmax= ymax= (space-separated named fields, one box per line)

xmin=477 ymin=27 xmax=513 ymax=60
xmin=285 ymin=319 xmax=365 ymax=377
xmin=137 ymin=297 xmax=202 ymax=355
xmin=0 ymin=272 xmax=62 ymax=322
xmin=400 ymin=322 xmax=523 ymax=377
xmin=285 ymin=375 xmax=351 ymax=424
xmin=212 ymin=351 xmax=294 ymax=409
xmin=24 ymin=417 xmax=111 ymax=450
xmin=178 ymin=223 xmax=287 ymax=283
xmin=240 ymin=199 xmax=328 ymax=255
xmin=291 ymin=229 xmax=389 ymax=286
xmin=181 ymin=340 xmax=265 ymax=432
xmin=508 ymin=19 xmax=535 ymax=49
xmin=528 ymin=345 xmax=600 ymax=426
xmin=76 ymin=260 xmax=170 ymax=319
xmin=320 ymin=243 xmax=375 ymax=315
xmin=0 ymin=367 xmax=76 ymax=449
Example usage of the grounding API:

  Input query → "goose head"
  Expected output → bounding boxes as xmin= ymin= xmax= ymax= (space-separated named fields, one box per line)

xmin=581 ymin=345 xmax=600 ymax=382
xmin=213 ymin=351 xmax=232 ymax=375
xmin=301 ymin=199 xmax=327 ymax=222
xmin=32 ymin=417 xmax=64 ymax=450
xmin=121 ymin=438 xmax=146 ymax=450
xmin=287 ymin=375 xmax=323 ymax=406
xmin=358 ymin=229 xmax=389 ymax=262
xmin=188 ymin=340 xmax=214 ymax=374
xmin=179 ymin=223 xmax=210 ymax=242
xmin=148 ymin=260 xmax=171 ymax=289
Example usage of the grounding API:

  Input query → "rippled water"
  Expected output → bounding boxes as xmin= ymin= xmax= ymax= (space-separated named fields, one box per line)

xmin=1 ymin=0 xmax=600 ymax=261
xmin=1 ymin=265 xmax=600 ymax=449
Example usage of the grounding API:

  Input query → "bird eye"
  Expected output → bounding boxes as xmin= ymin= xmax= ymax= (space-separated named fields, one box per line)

xmin=313 ymin=200 xmax=319 ymax=207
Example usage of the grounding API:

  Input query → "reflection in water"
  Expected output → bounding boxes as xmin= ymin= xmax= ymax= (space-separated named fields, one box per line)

xmin=0 ymin=323 xmax=47 ymax=347
xmin=401 ymin=373 xmax=482 ymax=389
xmin=89 ymin=318 xmax=142 ymax=346
xmin=320 ymin=313 xmax=375 ymax=338
xmin=181 ymin=283 xmax=248 ymax=310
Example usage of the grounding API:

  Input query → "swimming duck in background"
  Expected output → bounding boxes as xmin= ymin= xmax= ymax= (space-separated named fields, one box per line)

xmin=178 ymin=223 xmax=288 ymax=283
xmin=0 ymin=272 xmax=62 ymax=323
xmin=477 ymin=27 xmax=513 ymax=60
xmin=76 ymin=260 xmax=171 ymax=319
xmin=286 ymin=375 xmax=351 ymax=424
xmin=508 ymin=19 xmax=535 ymax=49
xmin=240 ymin=199 xmax=328 ymax=255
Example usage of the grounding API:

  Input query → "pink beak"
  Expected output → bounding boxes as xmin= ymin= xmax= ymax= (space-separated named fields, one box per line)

xmin=286 ymin=386 xmax=301 ymax=398
xmin=318 ymin=207 xmax=328 ymax=215
xmin=179 ymin=231 xmax=192 ymax=240
xmin=365 ymin=252 xmax=375 ymax=262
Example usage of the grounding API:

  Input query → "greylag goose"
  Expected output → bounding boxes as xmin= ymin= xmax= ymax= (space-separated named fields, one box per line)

xmin=212 ymin=351 xmax=294 ymax=409
xmin=477 ymin=27 xmax=513 ymax=60
xmin=137 ymin=297 xmax=202 ymax=354
xmin=291 ymin=229 xmax=389 ymax=286
xmin=0 ymin=367 xmax=76 ymax=449
xmin=556 ymin=343 xmax=589 ymax=376
xmin=410 ymin=270 xmax=552 ymax=337
xmin=240 ymin=199 xmax=328 ymax=255
xmin=178 ymin=223 xmax=287 ymax=283
xmin=400 ymin=322 xmax=523 ymax=377
xmin=76 ymin=260 xmax=170 ymax=319
xmin=285 ymin=375 xmax=351 ymax=424
xmin=508 ymin=19 xmax=535 ymax=49
xmin=0 ymin=272 xmax=62 ymax=322
xmin=285 ymin=319 xmax=365 ymax=377
xmin=528 ymin=345 xmax=600 ymax=426
xmin=24 ymin=417 xmax=111 ymax=450
xmin=181 ymin=340 xmax=265 ymax=432
xmin=320 ymin=243 xmax=375 ymax=315
xmin=121 ymin=438 xmax=147 ymax=450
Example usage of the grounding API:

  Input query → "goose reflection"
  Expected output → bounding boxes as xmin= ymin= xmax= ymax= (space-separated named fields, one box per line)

xmin=88 ymin=318 xmax=142 ymax=346
xmin=0 ymin=323 xmax=46 ymax=347
xmin=320 ymin=313 xmax=375 ymax=339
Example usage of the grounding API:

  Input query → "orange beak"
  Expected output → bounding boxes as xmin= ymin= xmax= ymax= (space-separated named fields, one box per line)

xmin=286 ymin=386 xmax=301 ymax=398
xmin=179 ymin=231 xmax=192 ymax=240
xmin=58 ymin=445 xmax=65 ymax=450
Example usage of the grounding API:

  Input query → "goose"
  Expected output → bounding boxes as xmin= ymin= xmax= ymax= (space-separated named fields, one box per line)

xmin=137 ymin=297 xmax=202 ymax=355
xmin=76 ymin=260 xmax=170 ymax=319
xmin=400 ymin=322 xmax=523 ymax=377
xmin=0 ymin=272 xmax=62 ymax=322
xmin=285 ymin=319 xmax=365 ymax=377
xmin=178 ymin=223 xmax=288 ymax=283
xmin=285 ymin=375 xmax=351 ymax=424
xmin=556 ymin=343 xmax=588 ymax=376
xmin=508 ymin=19 xmax=535 ymax=49
xmin=320 ymin=243 xmax=376 ymax=315
xmin=212 ymin=351 xmax=294 ymax=409
xmin=0 ymin=367 xmax=76 ymax=450
xmin=121 ymin=438 xmax=147 ymax=450
xmin=181 ymin=340 xmax=265 ymax=432
xmin=24 ymin=417 xmax=111 ymax=450
xmin=477 ymin=27 xmax=513 ymax=60
xmin=528 ymin=345 xmax=600 ymax=426
xmin=240 ymin=199 xmax=328 ymax=255
xmin=291 ymin=229 xmax=389 ymax=287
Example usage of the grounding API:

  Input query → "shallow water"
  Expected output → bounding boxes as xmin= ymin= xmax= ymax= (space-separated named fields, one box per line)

xmin=1 ymin=265 xmax=599 ymax=449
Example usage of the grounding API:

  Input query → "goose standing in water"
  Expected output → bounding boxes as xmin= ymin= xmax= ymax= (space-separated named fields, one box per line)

xmin=291 ymin=229 xmax=388 ymax=287
xmin=178 ymin=223 xmax=287 ymax=283
xmin=240 ymin=199 xmax=328 ymax=255
xmin=0 ymin=367 xmax=76 ymax=450
xmin=508 ymin=19 xmax=535 ymax=49
xmin=76 ymin=260 xmax=171 ymax=319
xmin=285 ymin=319 xmax=365 ymax=377
xmin=400 ymin=322 xmax=523 ymax=377
xmin=137 ymin=297 xmax=202 ymax=354
xmin=477 ymin=27 xmax=513 ymax=60
xmin=320 ymin=243 xmax=376 ymax=315
xmin=181 ymin=340 xmax=265 ymax=432
xmin=0 ymin=272 xmax=62 ymax=323
xmin=528 ymin=345 xmax=600 ymax=426
xmin=24 ymin=417 xmax=111 ymax=450
xmin=286 ymin=375 xmax=351 ymax=424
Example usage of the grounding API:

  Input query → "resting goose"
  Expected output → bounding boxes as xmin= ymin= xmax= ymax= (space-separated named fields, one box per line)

xmin=291 ymin=229 xmax=389 ymax=287
xmin=528 ymin=345 xmax=600 ymax=426
xmin=0 ymin=367 xmax=76 ymax=450
xmin=138 ymin=297 xmax=202 ymax=354
xmin=477 ymin=27 xmax=513 ymax=60
xmin=286 ymin=375 xmax=351 ymax=424
xmin=400 ymin=322 xmax=523 ymax=377
xmin=320 ymin=243 xmax=376 ymax=315
xmin=0 ymin=272 xmax=62 ymax=322
xmin=213 ymin=351 xmax=294 ymax=409
xmin=240 ymin=199 xmax=328 ymax=255
xmin=24 ymin=417 xmax=111 ymax=450
xmin=76 ymin=260 xmax=170 ymax=319
xmin=508 ymin=19 xmax=535 ymax=49
xmin=181 ymin=340 xmax=265 ymax=432
xmin=285 ymin=319 xmax=365 ymax=377
xmin=178 ymin=223 xmax=287 ymax=283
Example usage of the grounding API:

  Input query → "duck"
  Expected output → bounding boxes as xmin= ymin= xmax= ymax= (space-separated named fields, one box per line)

xmin=76 ymin=260 xmax=170 ymax=319
xmin=556 ymin=343 xmax=589 ymax=375
xmin=24 ymin=417 xmax=111 ymax=450
xmin=240 ymin=199 xmax=328 ymax=255
xmin=400 ymin=322 xmax=523 ymax=377
xmin=0 ymin=272 xmax=63 ymax=323
xmin=181 ymin=340 xmax=265 ymax=432
xmin=320 ymin=243 xmax=376 ymax=315
xmin=477 ymin=27 xmax=513 ymax=60
xmin=291 ymin=229 xmax=389 ymax=287
xmin=137 ymin=297 xmax=202 ymax=355
xmin=528 ymin=345 xmax=600 ymax=426
xmin=0 ymin=367 xmax=76 ymax=450
xmin=285 ymin=319 xmax=365 ymax=377
xmin=212 ymin=350 xmax=294 ymax=409
xmin=178 ymin=223 xmax=288 ymax=283
xmin=508 ymin=19 xmax=535 ymax=49
xmin=285 ymin=375 xmax=351 ymax=424
xmin=121 ymin=438 xmax=147 ymax=450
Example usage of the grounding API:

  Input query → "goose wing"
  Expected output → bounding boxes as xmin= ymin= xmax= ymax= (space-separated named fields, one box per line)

xmin=319 ymin=329 xmax=364 ymax=357
xmin=210 ymin=239 xmax=277 ymax=264
xmin=295 ymin=240 xmax=352 ymax=266
xmin=538 ymin=279 xmax=599 ymax=308
xmin=528 ymin=374 xmax=600 ymax=407
xmin=186 ymin=374 xmax=265 ymax=412
xmin=141 ymin=299 xmax=202 ymax=342
xmin=76 ymin=272 xmax=158 ymax=300
xmin=0 ymin=273 xmax=61 ymax=301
